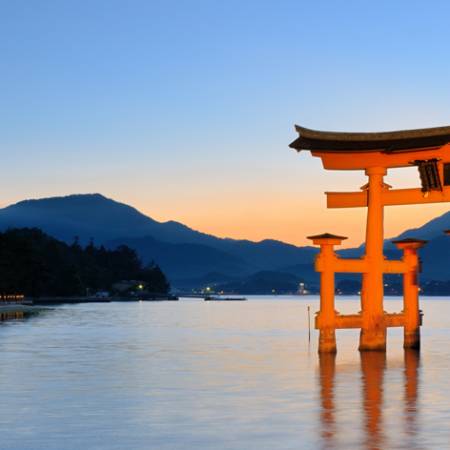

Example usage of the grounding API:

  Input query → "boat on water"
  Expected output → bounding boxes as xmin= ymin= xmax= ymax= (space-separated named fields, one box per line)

xmin=204 ymin=295 xmax=247 ymax=301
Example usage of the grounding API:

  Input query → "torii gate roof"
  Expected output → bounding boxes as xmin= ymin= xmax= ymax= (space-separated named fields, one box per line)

xmin=290 ymin=125 xmax=450 ymax=153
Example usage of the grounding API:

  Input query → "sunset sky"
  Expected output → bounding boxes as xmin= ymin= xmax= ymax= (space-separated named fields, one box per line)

xmin=2 ymin=1 xmax=450 ymax=247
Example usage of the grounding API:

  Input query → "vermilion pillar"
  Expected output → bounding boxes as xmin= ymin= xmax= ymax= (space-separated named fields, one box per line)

xmin=393 ymin=238 xmax=426 ymax=349
xmin=360 ymin=167 xmax=387 ymax=352
xmin=308 ymin=233 xmax=347 ymax=353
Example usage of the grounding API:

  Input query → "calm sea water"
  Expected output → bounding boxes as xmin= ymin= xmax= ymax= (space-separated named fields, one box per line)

xmin=1 ymin=296 xmax=450 ymax=449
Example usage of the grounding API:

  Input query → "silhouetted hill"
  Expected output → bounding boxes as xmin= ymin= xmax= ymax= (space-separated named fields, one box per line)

xmin=217 ymin=239 xmax=318 ymax=269
xmin=171 ymin=272 xmax=239 ymax=291
xmin=415 ymin=235 xmax=450 ymax=280
xmin=276 ymin=262 xmax=319 ymax=283
xmin=0 ymin=194 xmax=215 ymax=245
xmin=0 ymin=194 xmax=317 ymax=282
xmin=0 ymin=194 xmax=449 ymax=286
xmin=393 ymin=210 xmax=450 ymax=241
xmin=107 ymin=235 xmax=248 ymax=279
xmin=216 ymin=270 xmax=302 ymax=295
xmin=385 ymin=210 xmax=450 ymax=280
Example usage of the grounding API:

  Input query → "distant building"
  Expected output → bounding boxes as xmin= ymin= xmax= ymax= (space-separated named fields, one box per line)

xmin=297 ymin=282 xmax=308 ymax=295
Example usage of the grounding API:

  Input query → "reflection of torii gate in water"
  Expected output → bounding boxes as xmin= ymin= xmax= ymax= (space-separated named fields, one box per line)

xmin=290 ymin=125 xmax=450 ymax=352
xmin=318 ymin=351 xmax=419 ymax=449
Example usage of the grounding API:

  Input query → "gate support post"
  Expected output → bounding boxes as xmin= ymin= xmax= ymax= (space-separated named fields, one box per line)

xmin=308 ymin=233 xmax=347 ymax=353
xmin=392 ymin=238 xmax=427 ymax=350
xmin=360 ymin=167 xmax=387 ymax=352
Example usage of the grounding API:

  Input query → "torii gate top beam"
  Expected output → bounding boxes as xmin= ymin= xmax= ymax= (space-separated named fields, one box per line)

xmin=290 ymin=124 xmax=450 ymax=153
xmin=290 ymin=125 xmax=450 ymax=207
xmin=289 ymin=125 xmax=450 ymax=170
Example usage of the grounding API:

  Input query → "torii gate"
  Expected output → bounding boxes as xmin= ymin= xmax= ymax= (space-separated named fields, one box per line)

xmin=290 ymin=125 xmax=450 ymax=352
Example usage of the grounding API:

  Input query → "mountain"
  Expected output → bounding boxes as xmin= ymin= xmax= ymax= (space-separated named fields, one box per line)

xmin=216 ymin=270 xmax=303 ymax=295
xmin=0 ymin=194 xmax=317 ymax=284
xmin=0 ymin=194 xmax=217 ymax=245
xmin=107 ymin=235 xmax=248 ymax=279
xmin=385 ymin=211 xmax=450 ymax=280
xmin=170 ymin=272 xmax=239 ymax=290
xmin=1 ymin=193 xmax=449 ymax=286
xmin=412 ymin=235 xmax=450 ymax=280
xmin=393 ymin=210 xmax=450 ymax=241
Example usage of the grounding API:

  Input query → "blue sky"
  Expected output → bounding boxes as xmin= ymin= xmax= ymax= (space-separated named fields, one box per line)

xmin=2 ymin=0 xmax=450 ymax=245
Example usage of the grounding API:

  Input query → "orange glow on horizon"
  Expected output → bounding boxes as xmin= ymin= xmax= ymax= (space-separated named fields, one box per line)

xmin=128 ymin=150 xmax=450 ymax=248
xmin=138 ymin=197 xmax=450 ymax=248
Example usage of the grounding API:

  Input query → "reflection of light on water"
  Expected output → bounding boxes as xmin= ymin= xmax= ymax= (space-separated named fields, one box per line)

xmin=318 ymin=349 xmax=420 ymax=450
xmin=0 ymin=311 xmax=24 ymax=321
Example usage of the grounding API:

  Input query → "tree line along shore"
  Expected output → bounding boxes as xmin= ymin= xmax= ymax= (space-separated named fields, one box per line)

xmin=0 ymin=228 xmax=170 ymax=301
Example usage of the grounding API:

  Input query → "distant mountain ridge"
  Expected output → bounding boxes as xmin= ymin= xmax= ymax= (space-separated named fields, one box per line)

xmin=393 ymin=210 xmax=450 ymax=241
xmin=0 ymin=194 xmax=216 ymax=245
xmin=0 ymin=194 xmax=318 ymax=284
xmin=0 ymin=193 xmax=449 ymax=286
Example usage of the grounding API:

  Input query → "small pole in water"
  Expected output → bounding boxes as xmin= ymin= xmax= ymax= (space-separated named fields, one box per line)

xmin=307 ymin=305 xmax=311 ymax=343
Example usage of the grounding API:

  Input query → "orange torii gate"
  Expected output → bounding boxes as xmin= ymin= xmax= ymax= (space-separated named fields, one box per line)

xmin=290 ymin=125 xmax=450 ymax=352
